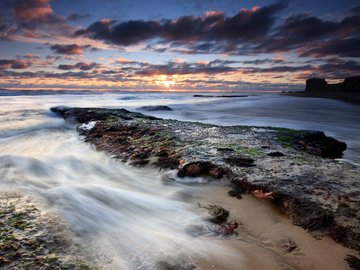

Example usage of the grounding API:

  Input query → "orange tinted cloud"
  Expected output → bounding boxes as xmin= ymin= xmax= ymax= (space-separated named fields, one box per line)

xmin=12 ymin=0 xmax=53 ymax=22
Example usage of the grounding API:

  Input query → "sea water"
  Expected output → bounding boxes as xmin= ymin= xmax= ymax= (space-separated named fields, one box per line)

xmin=0 ymin=92 xmax=358 ymax=269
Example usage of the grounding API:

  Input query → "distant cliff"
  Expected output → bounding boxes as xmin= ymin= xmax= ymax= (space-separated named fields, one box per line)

xmin=305 ymin=76 xmax=360 ymax=93
xmin=281 ymin=76 xmax=360 ymax=103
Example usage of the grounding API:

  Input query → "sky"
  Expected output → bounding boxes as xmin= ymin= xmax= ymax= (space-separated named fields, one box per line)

xmin=0 ymin=0 xmax=359 ymax=92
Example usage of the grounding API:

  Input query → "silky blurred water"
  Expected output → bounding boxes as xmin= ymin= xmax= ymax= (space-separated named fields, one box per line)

xmin=0 ymin=92 xmax=358 ymax=269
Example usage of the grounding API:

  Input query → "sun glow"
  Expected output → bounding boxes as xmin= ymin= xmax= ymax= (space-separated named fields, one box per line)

xmin=155 ymin=75 xmax=176 ymax=90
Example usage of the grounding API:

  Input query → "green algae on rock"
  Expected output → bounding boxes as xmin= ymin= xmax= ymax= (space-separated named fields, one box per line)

xmin=0 ymin=192 xmax=96 ymax=270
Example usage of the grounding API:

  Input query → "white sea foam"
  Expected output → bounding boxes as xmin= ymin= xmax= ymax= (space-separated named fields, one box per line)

xmin=79 ymin=121 xmax=97 ymax=130
xmin=0 ymin=92 xmax=358 ymax=269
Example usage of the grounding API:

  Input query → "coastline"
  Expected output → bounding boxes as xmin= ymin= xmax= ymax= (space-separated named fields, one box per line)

xmin=50 ymin=106 xmax=360 ymax=253
xmin=2 ymin=104 xmax=359 ymax=269
xmin=281 ymin=91 xmax=360 ymax=104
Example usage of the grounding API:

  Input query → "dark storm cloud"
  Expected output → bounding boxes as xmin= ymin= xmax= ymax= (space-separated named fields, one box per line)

xmin=298 ymin=38 xmax=360 ymax=58
xmin=50 ymin=44 xmax=89 ymax=55
xmin=243 ymin=65 xmax=313 ymax=74
xmin=75 ymin=1 xmax=360 ymax=59
xmin=58 ymin=62 xmax=98 ymax=71
xmin=75 ymin=1 xmax=288 ymax=46
xmin=300 ymin=60 xmax=360 ymax=79
xmin=0 ymin=59 xmax=31 ymax=69
xmin=350 ymin=4 xmax=360 ymax=15
xmin=256 ymin=6 xmax=360 ymax=57
xmin=75 ymin=19 xmax=161 ymax=46
xmin=77 ymin=1 xmax=360 ymax=60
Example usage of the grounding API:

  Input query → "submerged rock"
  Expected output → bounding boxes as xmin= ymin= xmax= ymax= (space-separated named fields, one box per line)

xmin=267 ymin=151 xmax=285 ymax=157
xmin=211 ymin=221 xmax=239 ymax=235
xmin=138 ymin=105 xmax=173 ymax=111
xmin=199 ymin=204 xmax=229 ymax=224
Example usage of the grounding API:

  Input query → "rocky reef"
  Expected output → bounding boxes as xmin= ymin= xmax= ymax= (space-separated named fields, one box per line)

xmin=0 ymin=192 xmax=94 ymax=269
xmin=50 ymin=106 xmax=360 ymax=253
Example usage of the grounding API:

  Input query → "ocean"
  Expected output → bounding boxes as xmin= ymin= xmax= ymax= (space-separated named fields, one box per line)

xmin=0 ymin=91 xmax=358 ymax=269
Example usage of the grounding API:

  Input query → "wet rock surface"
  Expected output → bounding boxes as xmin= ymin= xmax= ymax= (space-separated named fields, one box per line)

xmin=138 ymin=105 xmax=173 ymax=111
xmin=295 ymin=132 xmax=347 ymax=158
xmin=345 ymin=255 xmax=360 ymax=269
xmin=51 ymin=106 xmax=360 ymax=252
xmin=0 ymin=192 xmax=95 ymax=270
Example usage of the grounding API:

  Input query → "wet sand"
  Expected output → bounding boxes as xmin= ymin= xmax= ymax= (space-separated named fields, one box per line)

xmin=191 ymin=184 xmax=357 ymax=270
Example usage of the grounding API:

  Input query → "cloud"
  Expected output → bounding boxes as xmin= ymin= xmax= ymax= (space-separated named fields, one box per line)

xmin=67 ymin=13 xmax=91 ymax=21
xmin=350 ymin=4 xmax=360 ymax=15
xmin=243 ymin=65 xmax=313 ymax=74
xmin=134 ymin=61 xmax=235 ymax=76
xmin=12 ymin=0 xmax=65 ymax=24
xmin=12 ymin=0 xmax=52 ymax=22
xmin=76 ymin=1 xmax=360 ymax=59
xmin=256 ymin=7 xmax=360 ymax=57
xmin=0 ymin=17 xmax=16 ymax=40
xmin=299 ymin=38 xmax=360 ymax=58
xmin=50 ymin=44 xmax=89 ymax=55
xmin=0 ymin=59 xmax=32 ymax=69
xmin=21 ymin=53 xmax=41 ymax=59
xmin=241 ymin=58 xmax=285 ymax=65
xmin=58 ymin=62 xmax=98 ymax=71
xmin=75 ymin=19 xmax=161 ymax=46
xmin=76 ymin=1 xmax=287 ymax=46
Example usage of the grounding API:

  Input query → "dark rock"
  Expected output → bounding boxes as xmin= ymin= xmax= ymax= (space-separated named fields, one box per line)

xmin=305 ymin=78 xmax=327 ymax=92
xmin=304 ymin=76 xmax=360 ymax=93
xmin=217 ymin=148 xmax=235 ymax=153
xmin=200 ymin=204 xmax=229 ymax=224
xmin=228 ymin=190 xmax=242 ymax=199
xmin=211 ymin=221 xmax=239 ymax=235
xmin=131 ymin=151 xmax=150 ymax=160
xmin=138 ymin=105 xmax=172 ymax=111
xmin=326 ymin=82 xmax=343 ymax=91
xmin=155 ymin=149 xmax=170 ymax=158
xmin=193 ymin=94 xmax=247 ymax=98
xmin=177 ymin=161 xmax=225 ymax=178
xmin=50 ymin=106 xmax=159 ymax=123
xmin=227 ymin=179 xmax=253 ymax=199
xmin=267 ymin=152 xmax=285 ymax=157
xmin=343 ymin=76 xmax=360 ymax=92
xmin=131 ymin=160 xmax=149 ymax=166
xmin=345 ymin=255 xmax=360 ymax=270
xmin=295 ymin=132 xmax=347 ymax=158
xmin=276 ymin=195 xmax=334 ymax=231
xmin=153 ymin=156 xmax=180 ymax=170
xmin=224 ymin=156 xmax=255 ymax=167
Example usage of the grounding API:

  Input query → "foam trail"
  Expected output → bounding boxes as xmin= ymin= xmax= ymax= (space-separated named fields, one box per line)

xmin=0 ymin=93 xmax=358 ymax=269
